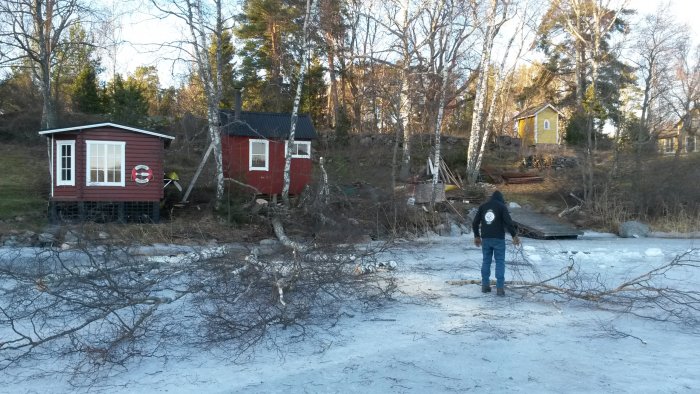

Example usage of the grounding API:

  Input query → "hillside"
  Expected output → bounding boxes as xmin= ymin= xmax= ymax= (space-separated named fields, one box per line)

xmin=1 ymin=135 xmax=699 ymax=246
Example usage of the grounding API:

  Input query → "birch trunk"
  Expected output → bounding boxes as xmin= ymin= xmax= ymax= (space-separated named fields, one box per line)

xmin=282 ymin=0 xmax=318 ymax=207
xmin=466 ymin=0 xmax=498 ymax=184
xmin=430 ymin=67 xmax=449 ymax=207
xmin=398 ymin=80 xmax=412 ymax=180
xmin=397 ymin=0 xmax=412 ymax=181
xmin=186 ymin=0 xmax=225 ymax=207
xmin=475 ymin=14 xmax=521 ymax=175
xmin=325 ymin=32 xmax=340 ymax=127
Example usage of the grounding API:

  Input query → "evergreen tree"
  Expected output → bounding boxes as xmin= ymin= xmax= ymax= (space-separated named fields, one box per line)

xmin=299 ymin=57 xmax=326 ymax=124
xmin=129 ymin=66 xmax=161 ymax=116
xmin=536 ymin=1 xmax=632 ymax=112
xmin=210 ymin=29 xmax=237 ymax=109
xmin=107 ymin=74 xmax=149 ymax=126
xmin=70 ymin=64 xmax=103 ymax=114
xmin=236 ymin=0 xmax=304 ymax=111
xmin=53 ymin=23 xmax=98 ymax=116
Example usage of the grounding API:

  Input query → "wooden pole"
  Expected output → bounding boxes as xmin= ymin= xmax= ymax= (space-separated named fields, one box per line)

xmin=181 ymin=142 xmax=215 ymax=204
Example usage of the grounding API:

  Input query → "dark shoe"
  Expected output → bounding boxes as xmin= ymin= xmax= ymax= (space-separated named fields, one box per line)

xmin=496 ymin=288 xmax=505 ymax=296
xmin=481 ymin=285 xmax=491 ymax=293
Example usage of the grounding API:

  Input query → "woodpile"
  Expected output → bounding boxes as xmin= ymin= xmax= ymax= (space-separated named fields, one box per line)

xmin=501 ymin=172 xmax=544 ymax=184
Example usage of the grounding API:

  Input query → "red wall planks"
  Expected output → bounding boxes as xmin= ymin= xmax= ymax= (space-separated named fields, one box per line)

xmin=221 ymin=135 xmax=313 ymax=195
xmin=50 ymin=127 xmax=166 ymax=202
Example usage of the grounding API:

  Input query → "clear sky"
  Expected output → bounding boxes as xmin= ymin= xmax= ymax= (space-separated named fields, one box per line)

xmin=628 ymin=0 xmax=699 ymax=39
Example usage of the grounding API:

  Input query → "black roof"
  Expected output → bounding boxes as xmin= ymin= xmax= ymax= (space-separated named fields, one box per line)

xmin=220 ymin=110 xmax=317 ymax=140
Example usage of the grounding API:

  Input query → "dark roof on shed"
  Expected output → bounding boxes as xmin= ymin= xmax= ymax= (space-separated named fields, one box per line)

xmin=220 ymin=111 xmax=317 ymax=140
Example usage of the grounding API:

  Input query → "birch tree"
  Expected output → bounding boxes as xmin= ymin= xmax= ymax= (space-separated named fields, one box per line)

xmin=390 ymin=0 xmax=423 ymax=180
xmin=281 ymin=0 xmax=319 ymax=207
xmin=631 ymin=6 xmax=688 ymax=145
xmin=474 ymin=0 xmax=537 ymax=177
xmin=466 ymin=0 xmax=510 ymax=184
xmin=0 ymin=0 xmax=97 ymax=129
xmin=420 ymin=0 xmax=472 ymax=205
xmin=666 ymin=42 xmax=700 ymax=147
xmin=150 ymin=0 xmax=229 ymax=207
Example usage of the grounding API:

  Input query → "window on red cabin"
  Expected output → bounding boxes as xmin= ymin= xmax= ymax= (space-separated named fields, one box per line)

xmin=249 ymin=139 xmax=269 ymax=171
xmin=56 ymin=140 xmax=75 ymax=186
xmin=285 ymin=141 xmax=311 ymax=158
xmin=86 ymin=140 xmax=125 ymax=186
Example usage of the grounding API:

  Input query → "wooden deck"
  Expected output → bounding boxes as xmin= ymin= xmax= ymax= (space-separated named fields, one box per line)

xmin=509 ymin=207 xmax=583 ymax=239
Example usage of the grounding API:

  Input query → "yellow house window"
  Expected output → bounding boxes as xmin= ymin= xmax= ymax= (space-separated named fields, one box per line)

xmin=687 ymin=136 xmax=696 ymax=153
xmin=543 ymin=120 xmax=551 ymax=130
xmin=664 ymin=138 xmax=674 ymax=154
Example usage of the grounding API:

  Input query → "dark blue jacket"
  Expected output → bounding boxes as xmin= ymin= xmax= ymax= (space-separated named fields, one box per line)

xmin=472 ymin=191 xmax=517 ymax=239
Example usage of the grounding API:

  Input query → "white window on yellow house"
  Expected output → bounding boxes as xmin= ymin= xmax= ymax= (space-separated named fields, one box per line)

xmin=664 ymin=138 xmax=675 ymax=154
xmin=543 ymin=119 xmax=551 ymax=130
xmin=685 ymin=136 xmax=696 ymax=153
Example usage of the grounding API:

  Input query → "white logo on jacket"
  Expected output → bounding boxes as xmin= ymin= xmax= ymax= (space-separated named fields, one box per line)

xmin=485 ymin=210 xmax=495 ymax=224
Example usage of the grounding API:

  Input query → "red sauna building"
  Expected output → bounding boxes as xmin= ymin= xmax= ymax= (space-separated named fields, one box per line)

xmin=38 ymin=123 xmax=175 ymax=222
xmin=220 ymin=110 xmax=317 ymax=195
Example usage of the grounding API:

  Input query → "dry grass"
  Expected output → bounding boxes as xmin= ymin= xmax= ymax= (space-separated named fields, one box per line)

xmin=0 ymin=143 xmax=49 ymax=228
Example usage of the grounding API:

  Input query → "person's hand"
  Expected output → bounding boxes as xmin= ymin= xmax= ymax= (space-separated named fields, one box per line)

xmin=474 ymin=237 xmax=482 ymax=247
xmin=512 ymin=236 xmax=521 ymax=247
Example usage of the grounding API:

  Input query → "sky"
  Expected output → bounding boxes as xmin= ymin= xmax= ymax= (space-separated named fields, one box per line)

xmin=104 ymin=0 xmax=700 ymax=89
xmin=1 ymin=227 xmax=699 ymax=393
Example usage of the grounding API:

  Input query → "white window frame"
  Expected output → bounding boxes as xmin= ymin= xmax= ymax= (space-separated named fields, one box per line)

xmin=86 ymin=140 xmax=126 ymax=186
xmin=249 ymin=139 xmax=269 ymax=171
xmin=543 ymin=119 xmax=551 ymax=130
xmin=56 ymin=140 xmax=75 ymax=186
xmin=664 ymin=138 xmax=675 ymax=154
xmin=686 ymin=136 xmax=696 ymax=153
xmin=284 ymin=140 xmax=312 ymax=159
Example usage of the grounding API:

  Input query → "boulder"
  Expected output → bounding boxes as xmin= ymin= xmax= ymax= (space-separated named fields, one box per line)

xmin=618 ymin=221 xmax=650 ymax=238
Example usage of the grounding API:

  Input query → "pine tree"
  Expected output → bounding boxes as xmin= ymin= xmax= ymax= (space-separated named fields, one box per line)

xmin=70 ymin=64 xmax=103 ymax=114
xmin=108 ymin=74 xmax=149 ymax=127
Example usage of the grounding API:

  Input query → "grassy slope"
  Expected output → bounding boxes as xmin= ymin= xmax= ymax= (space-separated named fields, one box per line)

xmin=0 ymin=143 xmax=49 ymax=225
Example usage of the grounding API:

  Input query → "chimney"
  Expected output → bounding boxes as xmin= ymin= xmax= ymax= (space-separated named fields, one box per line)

xmin=234 ymin=89 xmax=242 ymax=120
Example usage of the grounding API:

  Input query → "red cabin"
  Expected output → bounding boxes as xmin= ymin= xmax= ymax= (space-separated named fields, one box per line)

xmin=220 ymin=110 xmax=317 ymax=195
xmin=38 ymin=123 xmax=175 ymax=222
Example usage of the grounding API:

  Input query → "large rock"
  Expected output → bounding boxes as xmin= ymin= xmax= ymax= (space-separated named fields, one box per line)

xmin=618 ymin=221 xmax=650 ymax=238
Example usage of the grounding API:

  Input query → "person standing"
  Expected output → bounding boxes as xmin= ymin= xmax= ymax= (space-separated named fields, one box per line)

xmin=472 ymin=190 xmax=520 ymax=296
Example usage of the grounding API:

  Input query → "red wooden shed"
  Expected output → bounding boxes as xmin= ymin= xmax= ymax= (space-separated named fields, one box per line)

xmin=220 ymin=110 xmax=318 ymax=195
xmin=38 ymin=123 xmax=175 ymax=223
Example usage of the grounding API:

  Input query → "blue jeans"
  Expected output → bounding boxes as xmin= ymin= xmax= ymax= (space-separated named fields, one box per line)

xmin=481 ymin=238 xmax=506 ymax=288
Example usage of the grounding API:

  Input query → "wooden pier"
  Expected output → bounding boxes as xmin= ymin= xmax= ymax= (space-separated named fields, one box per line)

xmin=509 ymin=207 xmax=583 ymax=239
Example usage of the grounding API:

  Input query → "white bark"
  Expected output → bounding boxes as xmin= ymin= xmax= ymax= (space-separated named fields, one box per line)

xmin=271 ymin=216 xmax=309 ymax=252
xmin=475 ymin=2 xmax=529 ymax=174
xmin=466 ymin=0 xmax=499 ymax=184
xmin=430 ymin=66 xmax=448 ymax=206
xmin=150 ymin=0 xmax=227 ymax=207
xmin=397 ymin=0 xmax=412 ymax=181
xmin=282 ymin=0 xmax=319 ymax=208
xmin=427 ymin=0 xmax=471 ymax=206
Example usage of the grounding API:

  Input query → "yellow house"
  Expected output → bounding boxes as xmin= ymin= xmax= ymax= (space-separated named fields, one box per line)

xmin=513 ymin=103 xmax=563 ymax=145
xmin=657 ymin=111 xmax=698 ymax=155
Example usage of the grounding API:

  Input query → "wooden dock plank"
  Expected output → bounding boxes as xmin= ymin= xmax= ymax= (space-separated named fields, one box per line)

xmin=509 ymin=207 xmax=583 ymax=239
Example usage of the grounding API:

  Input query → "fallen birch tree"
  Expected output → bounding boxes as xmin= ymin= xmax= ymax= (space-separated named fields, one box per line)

xmin=448 ymin=249 xmax=700 ymax=327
